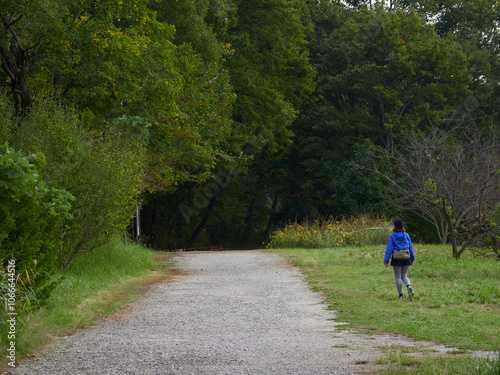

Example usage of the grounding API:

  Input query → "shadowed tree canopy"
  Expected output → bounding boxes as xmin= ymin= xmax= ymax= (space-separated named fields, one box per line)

xmin=139 ymin=0 xmax=317 ymax=248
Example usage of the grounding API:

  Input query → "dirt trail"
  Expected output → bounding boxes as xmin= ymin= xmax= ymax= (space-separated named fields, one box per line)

xmin=13 ymin=251 xmax=492 ymax=375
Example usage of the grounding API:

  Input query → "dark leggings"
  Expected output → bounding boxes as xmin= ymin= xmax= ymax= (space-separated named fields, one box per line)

xmin=392 ymin=265 xmax=410 ymax=295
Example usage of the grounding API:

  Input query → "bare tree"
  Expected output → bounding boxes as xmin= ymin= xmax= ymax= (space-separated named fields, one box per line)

xmin=470 ymin=205 xmax=500 ymax=260
xmin=358 ymin=125 xmax=500 ymax=259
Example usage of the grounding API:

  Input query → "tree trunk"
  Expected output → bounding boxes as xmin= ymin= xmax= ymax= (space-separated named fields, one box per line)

xmin=0 ymin=13 xmax=41 ymax=117
xmin=189 ymin=171 xmax=229 ymax=247
xmin=456 ymin=240 xmax=471 ymax=260
xmin=449 ymin=223 xmax=462 ymax=259
xmin=242 ymin=198 xmax=256 ymax=241
xmin=264 ymin=196 xmax=278 ymax=238
xmin=189 ymin=194 xmax=218 ymax=247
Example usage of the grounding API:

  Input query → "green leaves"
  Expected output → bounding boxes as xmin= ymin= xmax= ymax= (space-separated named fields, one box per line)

xmin=0 ymin=142 xmax=74 ymax=273
xmin=321 ymin=6 xmax=469 ymax=140
xmin=222 ymin=0 xmax=316 ymax=156
xmin=112 ymin=115 xmax=151 ymax=145
xmin=0 ymin=142 xmax=74 ymax=217
xmin=1 ymin=0 xmax=497 ymax=256
xmin=0 ymin=143 xmax=43 ymax=197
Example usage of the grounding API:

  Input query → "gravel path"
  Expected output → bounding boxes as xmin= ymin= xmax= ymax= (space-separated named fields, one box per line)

xmin=14 ymin=251 xmax=492 ymax=374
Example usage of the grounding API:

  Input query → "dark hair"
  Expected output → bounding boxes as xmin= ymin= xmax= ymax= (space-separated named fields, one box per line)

xmin=394 ymin=218 xmax=404 ymax=232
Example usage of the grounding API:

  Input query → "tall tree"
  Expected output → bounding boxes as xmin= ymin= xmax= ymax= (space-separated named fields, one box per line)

xmin=0 ymin=0 xmax=239 ymax=265
xmin=283 ymin=3 xmax=472 ymax=218
xmin=221 ymin=0 xmax=316 ymax=156
xmin=397 ymin=0 xmax=500 ymax=125
xmin=0 ymin=0 xmax=52 ymax=116
xmin=0 ymin=0 xmax=236 ymax=191
xmin=141 ymin=0 xmax=235 ymax=191
xmin=188 ymin=0 xmax=316 ymax=244
xmin=140 ymin=0 xmax=317 ymax=248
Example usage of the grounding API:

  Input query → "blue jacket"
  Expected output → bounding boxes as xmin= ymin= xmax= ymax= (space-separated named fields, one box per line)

xmin=384 ymin=231 xmax=415 ymax=264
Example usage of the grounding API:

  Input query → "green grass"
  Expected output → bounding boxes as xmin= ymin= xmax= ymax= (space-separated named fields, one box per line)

xmin=1 ymin=238 xmax=171 ymax=369
xmin=274 ymin=245 xmax=499 ymax=351
xmin=38 ymin=239 xmax=158 ymax=333
xmin=374 ymin=349 xmax=499 ymax=375
xmin=3 ymin=242 xmax=498 ymax=373
xmin=272 ymin=245 xmax=500 ymax=373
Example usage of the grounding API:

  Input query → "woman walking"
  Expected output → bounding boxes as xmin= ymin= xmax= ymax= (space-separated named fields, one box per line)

xmin=384 ymin=218 xmax=415 ymax=298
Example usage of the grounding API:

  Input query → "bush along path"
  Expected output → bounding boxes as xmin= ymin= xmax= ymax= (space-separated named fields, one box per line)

xmin=13 ymin=251 xmax=495 ymax=375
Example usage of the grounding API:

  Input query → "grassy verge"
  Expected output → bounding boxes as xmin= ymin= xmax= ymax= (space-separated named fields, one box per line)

xmin=272 ymin=245 xmax=500 ymax=374
xmin=1 ymin=239 xmax=173 ymax=370
xmin=373 ymin=345 xmax=499 ymax=374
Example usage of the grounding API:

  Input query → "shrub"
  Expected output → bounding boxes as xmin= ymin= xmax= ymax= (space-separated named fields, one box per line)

xmin=267 ymin=215 xmax=392 ymax=249
xmin=7 ymin=101 xmax=145 ymax=269
xmin=0 ymin=143 xmax=73 ymax=270
xmin=0 ymin=143 xmax=71 ymax=349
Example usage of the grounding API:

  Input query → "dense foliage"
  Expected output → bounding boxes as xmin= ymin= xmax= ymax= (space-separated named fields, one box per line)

xmin=0 ymin=142 xmax=72 ymax=271
xmin=1 ymin=0 xmax=499 ymax=274
xmin=141 ymin=0 xmax=499 ymax=253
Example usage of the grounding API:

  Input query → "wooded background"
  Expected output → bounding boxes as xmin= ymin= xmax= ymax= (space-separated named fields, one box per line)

xmin=1 ymin=0 xmax=499 ymax=270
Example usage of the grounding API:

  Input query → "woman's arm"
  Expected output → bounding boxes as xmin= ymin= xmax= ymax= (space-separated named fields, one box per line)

xmin=384 ymin=234 xmax=394 ymax=265
xmin=407 ymin=233 xmax=415 ymax=264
